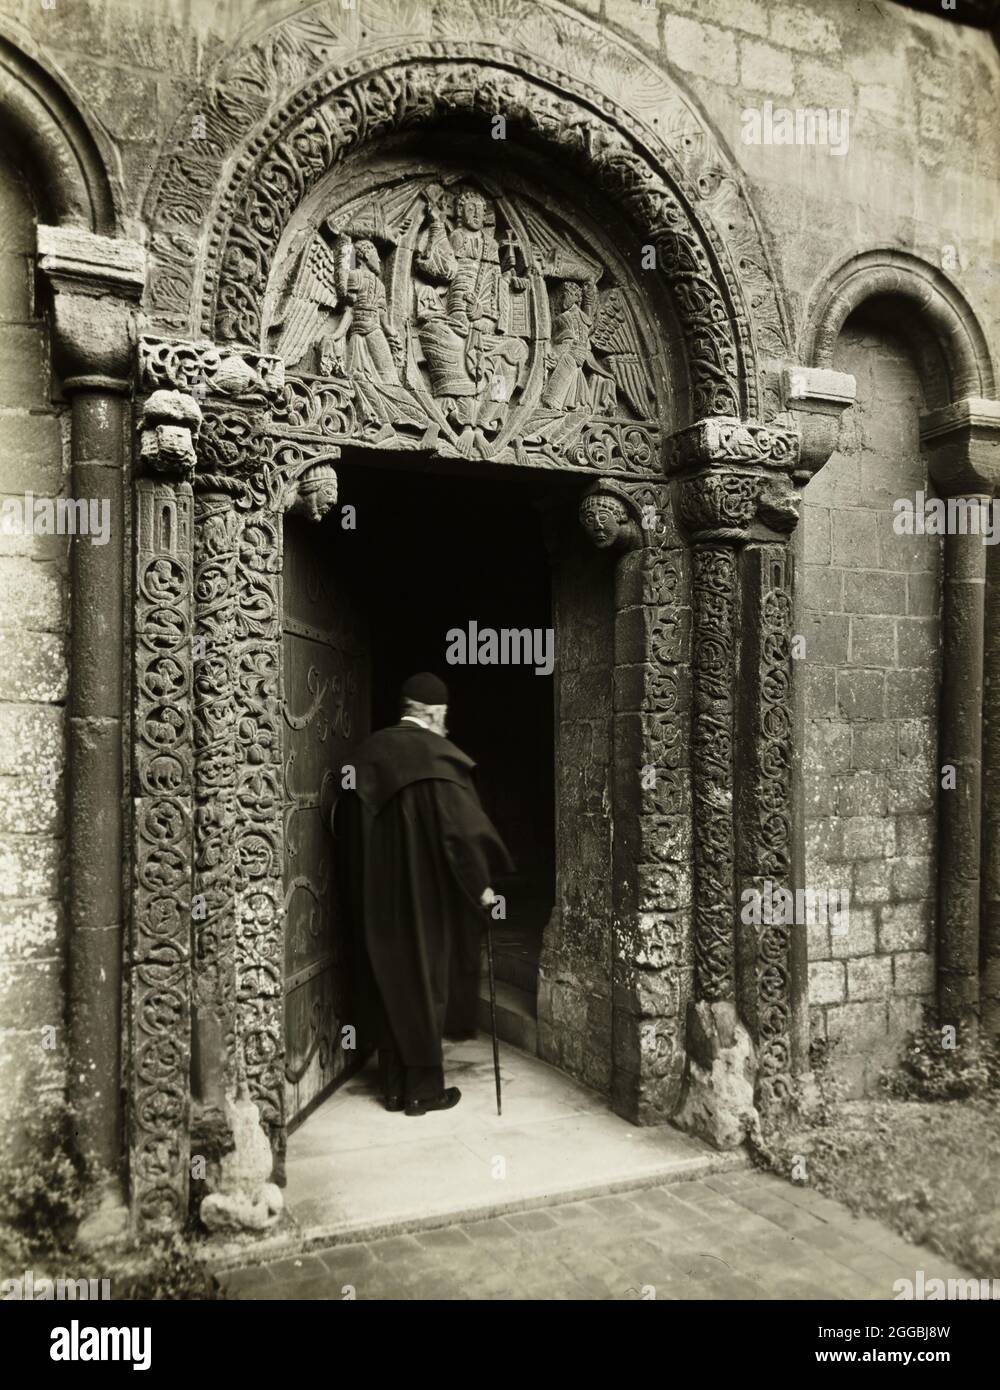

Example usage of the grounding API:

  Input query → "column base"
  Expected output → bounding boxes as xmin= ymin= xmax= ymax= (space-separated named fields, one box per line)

xmin=76 ymin=1177 xmax=130 ymax=1251
xmin=672 ymin=1000 xmax=760 ymax=1151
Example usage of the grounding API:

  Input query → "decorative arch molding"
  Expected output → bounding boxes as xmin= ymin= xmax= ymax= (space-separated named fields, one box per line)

xmin=142 ymin=0 xmax=792 ymax=424
xmin=801 ymin=247 xmax=996 ymax=411
xmin=0 ymin=31 xmax=116 ymax=232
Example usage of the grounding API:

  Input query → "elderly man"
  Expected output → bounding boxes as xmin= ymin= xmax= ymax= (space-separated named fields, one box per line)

xmin=336 ymin=672 xmax=513 ymax=1116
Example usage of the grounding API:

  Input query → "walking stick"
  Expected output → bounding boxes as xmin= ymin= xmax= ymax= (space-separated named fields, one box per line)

xmin=485 ymin=923 xmax=502 ymax=1116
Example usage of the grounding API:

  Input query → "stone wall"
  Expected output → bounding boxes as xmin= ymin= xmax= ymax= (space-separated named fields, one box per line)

xmin=0 ymin=0 xmax=997 ymax=1121
xmin=539 ymin=521 xmax=616 ymax=1093
xmin=0 ymin=154 xmax=68 ymax=1134
xmin=802 ymin=316 xmax=940 ymax=1094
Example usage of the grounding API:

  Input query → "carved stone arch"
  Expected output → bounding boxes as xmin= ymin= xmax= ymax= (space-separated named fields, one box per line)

xmin=127 ymin=4 xmax=816 ymax=1231
xmin=801 ymin=247 xmax=996 ymax=410
xmin=142 ymin=0 xmax=792 ymax=423
xmin=0 ymin=30 xmax=117 ymax=232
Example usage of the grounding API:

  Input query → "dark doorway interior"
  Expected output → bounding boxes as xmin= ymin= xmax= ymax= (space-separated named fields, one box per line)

xmin=329 ymin=458 xmax=557 ymax=1017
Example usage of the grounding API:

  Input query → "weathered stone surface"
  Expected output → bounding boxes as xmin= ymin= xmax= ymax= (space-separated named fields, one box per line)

xmin=673 ymin=1001 xmax=759 ymax=1150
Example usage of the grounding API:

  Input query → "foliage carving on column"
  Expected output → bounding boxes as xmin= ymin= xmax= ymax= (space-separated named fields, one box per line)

xmin=668 ymin=416 xmax=800 ymax=1143
xmin=130 ymin=388 xmax=201 ymax=1230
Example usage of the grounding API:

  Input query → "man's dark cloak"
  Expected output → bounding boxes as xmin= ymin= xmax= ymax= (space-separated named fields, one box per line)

xmin=334 ymin=722 xmax=513 ymax=1072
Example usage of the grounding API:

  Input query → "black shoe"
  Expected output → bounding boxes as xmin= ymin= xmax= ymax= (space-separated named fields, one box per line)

xmin=405 ymin=1087 xmax=461 ymax=1117
xmin=385 ymin=1094 xmax=404 ymax=1112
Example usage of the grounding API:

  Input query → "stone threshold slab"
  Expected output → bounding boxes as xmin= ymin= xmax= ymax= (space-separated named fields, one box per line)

xmin=204 ymin=1146 xmax=747 ymax=1274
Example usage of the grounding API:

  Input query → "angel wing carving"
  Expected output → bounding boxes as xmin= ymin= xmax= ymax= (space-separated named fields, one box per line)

xmin=515 ymin=204 xmax=602 ymax=284
xmin=590 ymin=287 xmax=656 ymax=420
xmin=270 ymin=233 xmax=348 ymax=369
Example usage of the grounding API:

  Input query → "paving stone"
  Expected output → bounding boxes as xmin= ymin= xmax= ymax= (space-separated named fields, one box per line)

xmin=415 ymin=1225 xmax=475 ymax=1251
xmin=221 ymin=1171 xmax=974 ymax=1301
xmin=220 ymin=1264 xmax=276 ymax=1293
xmin=260 ymin=1253 xmax=328 ymax=1282
xmin=316 ymin=1242 xmax=377 ymax=1273
xmin=504 ymin=1209 xmax=560 ymax=1234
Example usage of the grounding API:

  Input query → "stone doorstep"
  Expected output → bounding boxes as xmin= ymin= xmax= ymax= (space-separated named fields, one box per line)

xmin=204 ymin=1148 xmax=749 ymax=1278
xmin=477 ymin=977 xmax=537 ymax=1054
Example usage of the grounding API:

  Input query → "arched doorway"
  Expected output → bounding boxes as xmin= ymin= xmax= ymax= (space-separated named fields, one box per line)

xmin=128 ymin=4 xmax=810 ymax=1231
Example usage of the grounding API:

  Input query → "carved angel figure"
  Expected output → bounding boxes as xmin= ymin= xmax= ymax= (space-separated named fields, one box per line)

xmin=273 ymin=228 xmax=400 ymax=386
xmin=542 ymin=280 xmax=654 ymax=419
xmin=272 ymin=224 xmax=423 ymax=433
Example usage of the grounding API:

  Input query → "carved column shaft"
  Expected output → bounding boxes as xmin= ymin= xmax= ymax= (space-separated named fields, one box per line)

xmin=690 ymin=541 xmax=739 ymax=1003
xmin=130 ymin=389 xmax=200 ymax=1231
xmin=191 ymin=483 xmax=243 ymax=1115
xmin=231 ymin=494 xmax=286 ymax=1171
xmin=599 ymin=483 xmax=692 ymax=1123
xmin=139 ymin=338 xmax=293 ymax=1187
xmin=669 ymin=418 xmax=801 ymax=1136
xmin=737 ymin=542 xmax=795 ymax=1110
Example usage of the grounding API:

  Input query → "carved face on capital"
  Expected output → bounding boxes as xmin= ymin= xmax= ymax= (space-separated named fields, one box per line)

xmin=294 ymin=468 xmax=339 ymax=524
xmin=580 ymin=493 xmax=629 ymax=548
xmin=457 ymin=192 xmax=486 ymax=231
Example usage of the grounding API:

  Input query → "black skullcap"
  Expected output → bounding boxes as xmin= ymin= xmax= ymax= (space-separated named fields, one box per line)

xmin=401 ymin=671 xmax=449 ymax=705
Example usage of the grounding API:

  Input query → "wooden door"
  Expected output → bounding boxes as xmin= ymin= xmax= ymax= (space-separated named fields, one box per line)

xmin=281 ymin=513 xmax=369 ymax=1129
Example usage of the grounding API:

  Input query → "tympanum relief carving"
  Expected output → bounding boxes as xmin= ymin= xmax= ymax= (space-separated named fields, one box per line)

xmin=266 ymin=175 xmax=660 ymax=471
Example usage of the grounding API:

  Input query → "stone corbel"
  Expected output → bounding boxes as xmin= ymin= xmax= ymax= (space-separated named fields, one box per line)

xmin=775 ymin=364 xmax=856 ymax=486
xmin=578 ymin=479 xmax=644 ymax=552
xmin=281 ymin=455 xmax=341 ymax=522
xmin=36 ymin=224 xmax=145 ymax=387
xmin=137 ymin=390 xmax=203 ymax=477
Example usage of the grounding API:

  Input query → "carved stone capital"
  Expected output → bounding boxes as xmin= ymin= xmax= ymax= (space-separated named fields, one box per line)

xmin=36 ymin=225 xmax=145 ymax=387
xmin=668 ymin=417 xmax=800 ymax=475
xmin=919 ymin=398 xmax=1000 ymax=499
xmin=579 ymin=480 xmax=643 ymax=552
xmin=138 ymin=389 xmax=203 ymax=480
xmin=668 ymin=417 xmax=801 ymax=543
xmin=139 ymin=335 xmax=284 ymax=407
xmin=778 ymin=365 xmax=856 ymax=485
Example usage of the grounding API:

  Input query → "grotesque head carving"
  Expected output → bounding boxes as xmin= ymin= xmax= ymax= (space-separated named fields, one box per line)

xmin=579 ymin=490 xmax=632 ymax=550
xmin=289 ymin=463 xmax=339 ymax=523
